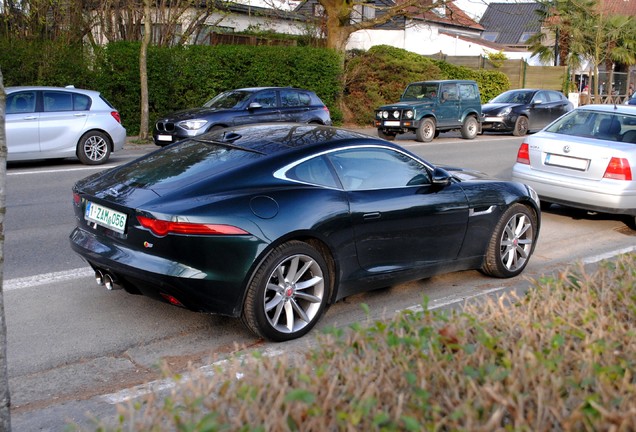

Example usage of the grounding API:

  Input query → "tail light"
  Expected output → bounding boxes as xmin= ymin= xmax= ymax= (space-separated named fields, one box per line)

xmin=603 ymin=157 xmax=632 ymax=180
xmin=73 ymin=192 xmax=81 ymax=205
xmin=137 ymin=216 xmax=249 ymax=237
xmin=516 ymin=142 xmax=530 ymax=164
xmin=111 ymin=111 xmax=121 ymax=124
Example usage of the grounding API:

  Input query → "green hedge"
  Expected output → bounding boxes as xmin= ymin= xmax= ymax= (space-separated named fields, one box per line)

xmin=92 ymin=42 xmax=343 ymax=134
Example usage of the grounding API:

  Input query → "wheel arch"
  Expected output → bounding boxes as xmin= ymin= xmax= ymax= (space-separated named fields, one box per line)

xmin=76 ymin=128 xmax=114 ymax=155
xmin=239 ymin=233 xmax=339 ymax=315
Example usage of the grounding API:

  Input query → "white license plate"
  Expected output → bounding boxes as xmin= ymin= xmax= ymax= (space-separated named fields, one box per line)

xmin=157 ymin=135 xmax=173 ymax=142
xmin=85 ymin=202 xmax=127 ymax=233
xmin=484 ymin=116 xmax=502 ymax=122
xmin=545 ymin=153 xmax=589 ymax=171
xmin=383 ymin=121 xmax=401 ymax=127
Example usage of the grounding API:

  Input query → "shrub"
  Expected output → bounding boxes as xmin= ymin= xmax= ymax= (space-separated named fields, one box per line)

xmin=79 ymin=253 xmax=636 ymax=431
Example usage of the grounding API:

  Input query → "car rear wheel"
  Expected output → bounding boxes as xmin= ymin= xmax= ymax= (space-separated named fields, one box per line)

xmin=378 ymin=130 xmax=397 ymax=141
xmin=460 ymin=116 xmax=479 ymax=139
xmin=77 ymin=131 xmax=111 ymax=165
xmin=513 ymin=116 xmax=529 ymax=136
xmin=415 ymin=118 xmax=436 ymax=142
xmin=241 ymin=241 xmax=330 ymax=341
xmin=481 ymin=203 xmax=537 ymax=278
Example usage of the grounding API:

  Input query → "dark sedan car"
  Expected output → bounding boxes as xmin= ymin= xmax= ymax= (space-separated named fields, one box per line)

xmin=71 ymin=124 xmax=540 ymax=341
xmin=482 ymin=89 xmax=574 ymax=136
xmin=153 ymin=87 xmax=332 ymax=146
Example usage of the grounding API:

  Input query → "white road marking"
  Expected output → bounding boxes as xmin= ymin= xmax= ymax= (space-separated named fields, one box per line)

xmin=7 ymin=165 xmax=117 ymax=176
xmin=4 ymin=268 xmax=94 ymax=291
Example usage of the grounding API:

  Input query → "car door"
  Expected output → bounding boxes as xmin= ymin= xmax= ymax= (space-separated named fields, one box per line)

xmin=39 ymin=90 xmax=89 ymax=155
xmin=530 ymin=90 xmax=553 ymax=129
xmin=327 ymin=147 xmax=469 ymax=272
xmin=6 ymin=90 xmax=40 ymax=157
xmin=437 ymin=83 xmax=461 ymax=128
xmin=232 ymin=89 xmax=282 ymax=125
xmin=279 ymin=89 xmax=313 ymax=123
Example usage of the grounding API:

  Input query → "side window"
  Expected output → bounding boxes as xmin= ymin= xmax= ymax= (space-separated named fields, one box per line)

xmin=280 ymin=90 xmax=300 ymax=107
xmin=253 ymin=90 xmax=277 ymax=108
xmin=328 ymin=147 xmax=430 ymax=191
xmin=43 ymin=91 xmax=73 ymax=112
xmin=7 ymin=91 xmax=36 ymax=114
xmin=73 ymin=94 xmax=91 ymax=111
xmin=287 ymin=156 xmax=338 ymax=188
xmin=298 ymin=92 xmax=311 ymax=106
xmin=440 ymin=84 xmax=458 ymax=101
xmin=534 ymin=91 xmax=549 ymax=104
xmin=459 ymin=84 xmax=478 ymax=100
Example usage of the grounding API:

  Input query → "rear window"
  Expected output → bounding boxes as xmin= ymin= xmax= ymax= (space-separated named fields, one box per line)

xmin=111 ymin=141 xmax=263 ymax=190
xmin=546 ymin=109 xmax=636 ymax=143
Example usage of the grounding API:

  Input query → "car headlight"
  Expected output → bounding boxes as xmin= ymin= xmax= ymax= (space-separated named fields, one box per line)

xmin=405 ymin=110 xmax=414 ymax=119
xmin=393 ymin=110 xmax=400 ymax=119
xmin=500 ymin=107 xmax=512 ymax=116
xmin=178 ymin=119 xmax=208 ymax=130
xmin=382 ymin=111 xmax=389 ymax=119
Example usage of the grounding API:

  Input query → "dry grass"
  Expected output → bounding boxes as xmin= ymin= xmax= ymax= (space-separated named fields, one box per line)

xmin=83 ymin=254 xmax=636 ymax=431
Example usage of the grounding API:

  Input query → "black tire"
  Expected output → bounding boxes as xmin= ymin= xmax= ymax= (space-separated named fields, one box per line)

xmin=513 ymin=116 xmax=529 ymax=136
xmin=481 ymin=203 xmax=537 ymax=278
xmin=415 ymin=118 xmax=436 ymax=142
xmin=460 ymin=116 xmax=479 ymax=139
xmin=241 ymin=241 xmax=330 ymax=341
xmin=77 ymin=131 xmax=111 ymax=165
xmin=378 ymin=130 xmax=397 ymax=141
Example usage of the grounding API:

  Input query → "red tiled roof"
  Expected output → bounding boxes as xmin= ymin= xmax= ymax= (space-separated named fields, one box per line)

xmin=398 ymin=0 xmax=484 ymax=30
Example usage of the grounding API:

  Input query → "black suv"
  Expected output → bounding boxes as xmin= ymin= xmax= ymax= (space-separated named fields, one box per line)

xmin=375 ymin=80 xmax=482 ymax=142
xmin=154 ymin=87 xmax=332 ymax=146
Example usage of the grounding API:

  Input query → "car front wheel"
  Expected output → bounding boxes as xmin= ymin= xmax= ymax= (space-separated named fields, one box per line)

xmin=481 ymin=203 xmax=537 ymax=278
xmin=77 ymin=131 xmax=111 ymax=165
xmin=241 ymin=241 xmax=330 ymax=341
xmin=461 ymin=116 xmax=479 ymax=139
xmin=513 ymin=116 xmax=529 ymax=136
xmin=415 ymin=118 xmax=436 ymax=142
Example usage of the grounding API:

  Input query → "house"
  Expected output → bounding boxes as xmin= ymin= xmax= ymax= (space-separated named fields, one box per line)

xmin=478 ymin=2 xmax=544 ymax=50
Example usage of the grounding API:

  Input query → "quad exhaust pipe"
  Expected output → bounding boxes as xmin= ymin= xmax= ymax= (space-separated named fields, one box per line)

xmin=95 ymin=270 xmax=121 ymax=290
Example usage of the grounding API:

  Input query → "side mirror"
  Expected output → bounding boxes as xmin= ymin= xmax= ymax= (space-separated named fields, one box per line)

xmin=432 ymin=167 xmax=452 ymax=186
xmin=248 ymin=102 xmax=263 ymax=110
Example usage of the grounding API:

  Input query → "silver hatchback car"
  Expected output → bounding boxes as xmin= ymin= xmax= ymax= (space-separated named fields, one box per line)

xmin=512 ymin=104 xmax=636 ymax=225
xmin=6 ymin=86 xmax=126 ymax=165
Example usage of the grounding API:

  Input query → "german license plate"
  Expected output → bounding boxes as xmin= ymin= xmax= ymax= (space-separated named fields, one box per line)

xmin=545 ymin=153 xmax=589 ymax=171
xmin=383 ymin=121 xmax=400 ymax=127
xmin=85 ymin=202 xmax=127 ymax=233
xmin=157 ymin=135 xmax=173 ymax=142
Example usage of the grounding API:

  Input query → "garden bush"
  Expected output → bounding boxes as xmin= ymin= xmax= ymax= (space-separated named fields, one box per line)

xmin=80 ymin=253 xmax=636 ymax=431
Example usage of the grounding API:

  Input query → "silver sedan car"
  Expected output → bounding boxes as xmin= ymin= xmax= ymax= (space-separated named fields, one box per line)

xmin=6 ymin=86 xmax=126 ymax=165
xmin=512 ymin=104 xmax=636 ymax=225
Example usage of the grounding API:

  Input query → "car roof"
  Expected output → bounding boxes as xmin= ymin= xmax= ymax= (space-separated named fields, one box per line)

xmin=198 ymin=123 xmax=381 ymax=156
xmin=6 ymin=86 xmax=100 ymax=96
xmin=230 ymin=87 xmax=314 ymax=93
xmin=575 ymin=104 xmax=636 ymax=115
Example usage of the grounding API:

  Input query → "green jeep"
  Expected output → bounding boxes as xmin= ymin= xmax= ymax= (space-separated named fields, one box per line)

xmin=375 ymin=80 xmax=482 ymax=142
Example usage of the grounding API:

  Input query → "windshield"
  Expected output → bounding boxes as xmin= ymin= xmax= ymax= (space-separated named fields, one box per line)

xmin=490 ymin=90 xmax=534 ymax=104
xmin=203 ymin=90 xmax=253 ymax=109
xmin=401 ymin=84 xmax=439 ymax=101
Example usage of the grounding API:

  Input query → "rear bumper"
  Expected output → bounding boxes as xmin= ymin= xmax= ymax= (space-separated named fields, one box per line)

xmin=512 ymin=165 xmax=636 ymax=216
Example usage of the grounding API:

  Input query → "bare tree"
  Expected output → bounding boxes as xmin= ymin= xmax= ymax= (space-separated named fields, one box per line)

xmin=0 ymin=68 xmax=12 ymax=432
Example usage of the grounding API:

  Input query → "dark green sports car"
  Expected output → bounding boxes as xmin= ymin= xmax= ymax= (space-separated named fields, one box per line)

xmin=70 ymin=123 xmax=540 ymax=341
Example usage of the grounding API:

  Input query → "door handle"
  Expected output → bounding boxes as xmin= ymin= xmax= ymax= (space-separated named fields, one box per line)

xmin=23 ymin=116 xmax=37 ymax=120
xmin=363 ymin=212 xmax=381 ymax=220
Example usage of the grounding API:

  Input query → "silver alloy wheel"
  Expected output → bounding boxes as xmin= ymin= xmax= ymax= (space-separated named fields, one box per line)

xmin=499 ymin=212 xmax=534 ymax=272
xmin=83 ymin=135 xmax=109 ymax=162
xmin=263 ymin=254 xmax=325 ymax=334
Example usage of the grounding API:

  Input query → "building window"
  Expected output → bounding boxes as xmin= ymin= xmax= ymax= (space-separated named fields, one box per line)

xmin=351 ymin=3 xmax=375 ymax=24
xmin=482 ymin=32 xmax=499 ymax=42
xmin=518 ymin=32 xmax=535 ymax=43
